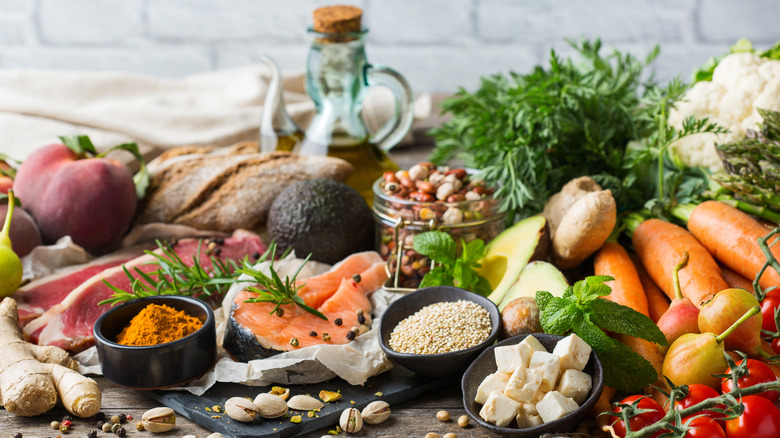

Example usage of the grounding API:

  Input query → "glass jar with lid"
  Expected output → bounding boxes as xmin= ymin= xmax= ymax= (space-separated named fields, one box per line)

xmin=372 ymin=164 xmax=506 ymax=292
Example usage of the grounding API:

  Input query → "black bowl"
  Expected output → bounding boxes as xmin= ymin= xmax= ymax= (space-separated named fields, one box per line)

xmin=94 ymin=296 xmax=217 ymax=390
xmin=378 ymin=286 xmax=501 ymax=377
xmin=461 ymin=333 xmax=605 ymax=437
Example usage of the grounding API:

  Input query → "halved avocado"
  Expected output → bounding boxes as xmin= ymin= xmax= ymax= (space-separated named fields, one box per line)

xmin=478 ymin=215 xmax=549 ymax=305
xmin=498 ymin=261 xmax=568 ymax=311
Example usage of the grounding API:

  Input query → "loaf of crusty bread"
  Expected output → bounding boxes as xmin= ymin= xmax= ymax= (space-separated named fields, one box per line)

xmin=135 ymin=141 xmax=353 ymax=232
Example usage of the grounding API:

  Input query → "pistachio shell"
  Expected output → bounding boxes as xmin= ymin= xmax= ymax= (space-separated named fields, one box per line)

xmin=141 ymin=407 xmax=176 ymax=433
xmin=287 ymin=395 xmax=325 ymax=411
xmin=253 ymin=392 xmax=289 ymax=418
xmin=269 ymin=386 xmax=290 ymax=400
xmin=225 ymin=397 xmax=260 ymax=422
xmin=339 ymin=407 xmax=363 ymax=433
xmin=361 ymin=400 xmax=391 ymax=424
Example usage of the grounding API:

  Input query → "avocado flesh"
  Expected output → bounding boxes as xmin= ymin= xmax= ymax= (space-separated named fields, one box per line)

xmin=498 ymin=261 xmax=568 ymax=311
xmin=479 ymin=215 xmax=548 ymax=305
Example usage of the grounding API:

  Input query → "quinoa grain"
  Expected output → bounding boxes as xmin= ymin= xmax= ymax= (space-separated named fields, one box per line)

xmin=388 ymin=301 xmax=492 ymax=355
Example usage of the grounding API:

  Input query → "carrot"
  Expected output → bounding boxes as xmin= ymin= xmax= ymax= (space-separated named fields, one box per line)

xmin=594 ymin=242 xmax=649 ymax=316
xmin=592 ymin=385 xmax=616 ymax=431
xmin=633 ymin=256 xmax=670 ymax=324
xmin=632 ymin=218 xmax=728 ymax=308
xmin=594 ymin=242 xmax=664 ymax=386
xmin=688 ymin=200 xmax=780 ymax=291
xmin=720 ymin=264 xmax=755 ymax=293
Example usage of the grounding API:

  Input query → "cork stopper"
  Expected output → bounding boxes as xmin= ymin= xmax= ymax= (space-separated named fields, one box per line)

xmin=312 ymin=5 xmax=362 ymax=42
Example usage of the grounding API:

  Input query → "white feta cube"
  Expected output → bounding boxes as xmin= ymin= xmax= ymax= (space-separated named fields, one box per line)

xmin=557 ymin=369 xmax=592 ymax=405
xmin=495 ymin=345 xmax=527 ymax=374
xmin=516 ymin=411 xmax=543 ymax=428
xmin=552 ymin=333 xmax=592 ymax=371
xmin=479 ymin=391 xmax=522 ymax=427
xmin=536 ymin=391 xmax=579 ymax=423
xmin=504 ymin=367 xmax=544 ymax=402
xmin=520 ymin=401 xmax=538 ymax=416
xmin=529 ymin=351 xmax=561 ymax=392
xmin=475 ymin=372 xmax=510 ymax=404
xmin=517 ymin=335 xmax=547 ymax=365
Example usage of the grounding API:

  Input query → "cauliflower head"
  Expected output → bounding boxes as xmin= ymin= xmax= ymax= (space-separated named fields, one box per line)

xmin=668 ymin=52 xmax=780 ymax=172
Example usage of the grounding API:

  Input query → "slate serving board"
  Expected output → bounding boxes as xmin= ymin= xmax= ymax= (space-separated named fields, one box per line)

xmin=145 ymin=365 xmax=452 ymax=438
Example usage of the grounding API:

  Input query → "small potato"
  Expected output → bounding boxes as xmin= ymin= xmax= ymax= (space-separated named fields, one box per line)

xmin=500 ymin=297 xmax=541 ymax=339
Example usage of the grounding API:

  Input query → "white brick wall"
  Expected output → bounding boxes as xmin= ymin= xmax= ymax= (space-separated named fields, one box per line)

xmin=0 ymin=0 xmax=778 ymax=92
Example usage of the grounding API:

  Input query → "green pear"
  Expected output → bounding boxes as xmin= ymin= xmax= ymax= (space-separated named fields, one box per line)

xmin=0 ymin=190 xmax=23 ymax=297
xmin=699 ymin=288 xmax=764 ymax=357
xmin=663 ymin=306 xmax=759 ymax=389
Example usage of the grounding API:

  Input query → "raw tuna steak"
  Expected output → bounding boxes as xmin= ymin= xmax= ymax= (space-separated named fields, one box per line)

xmin=224 ymin=251 xmax=388 ymax=361
xmin=13 ymin=247 xmax=148 ymax=326
xmin=23 ymin=230 xmax=266 ymax=353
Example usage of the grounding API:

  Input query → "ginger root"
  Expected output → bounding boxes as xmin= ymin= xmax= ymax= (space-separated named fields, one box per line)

xmin=542 ymin=176 xmax=617 ymax=269
xmin=0 ymin=297 xmax=101 ymax=417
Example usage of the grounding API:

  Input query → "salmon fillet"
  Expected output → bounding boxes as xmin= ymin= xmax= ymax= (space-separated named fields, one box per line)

xmin=224 ymin=251 xmax=388 ymax=361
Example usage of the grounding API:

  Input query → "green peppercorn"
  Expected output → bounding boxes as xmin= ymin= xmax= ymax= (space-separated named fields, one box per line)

xmin=58 ymin=425 xmax=68 ymax=433
xmin=111 ymin=423 xmax=121 ymax=433
xmin=50 ymin=421 xmax=59 ymax=429
xmin=102 ymin=422 xmax=112 ymax=432
xmin=110 ymin=415 xmax=121 ymax=424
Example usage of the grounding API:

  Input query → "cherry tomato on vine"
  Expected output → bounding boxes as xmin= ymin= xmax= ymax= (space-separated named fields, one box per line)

xmin=611 ymin=395 xmax=665 ymax=438
xmin=721 ymin=358 xmax=779 ymax=402
xmin=674 ymin=384 xmax=725 ymax=422
xmin=760 ymin=290 xmax=780 ymax=332
xmin=772 ymin=337 xmax=780 ymax=355
xmin=725 ymin=395 xmax=780 ymax=438
xmin=684 ymin=416 xmax=725 ymax=438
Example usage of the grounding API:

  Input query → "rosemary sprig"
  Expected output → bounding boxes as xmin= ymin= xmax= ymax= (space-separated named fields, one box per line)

xmin=238 ymin=243 xmax=328 ymax=321
xmin=99 ymin=239 xmax=250 ymax=306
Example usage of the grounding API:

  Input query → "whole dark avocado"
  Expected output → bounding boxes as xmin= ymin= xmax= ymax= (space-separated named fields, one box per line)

xmin=267 ymin=178 xmax=375 ymax=264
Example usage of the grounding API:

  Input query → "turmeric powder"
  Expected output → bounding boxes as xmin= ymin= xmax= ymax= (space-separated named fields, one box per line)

xmin=116 ymin=304 xmax=202 ymax=346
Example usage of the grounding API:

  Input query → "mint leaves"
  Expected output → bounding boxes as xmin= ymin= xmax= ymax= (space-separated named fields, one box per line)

xmin=536 ymin=275 xmax=668 ymax=392
xmin=413 ymin=231 xmax=491 ymax=296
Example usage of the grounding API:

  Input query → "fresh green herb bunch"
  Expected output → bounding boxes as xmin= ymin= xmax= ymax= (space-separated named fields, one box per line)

xmin=100 ymin=239 xmax=240 ymax=306
xmin=430 ymin=39 xmax=659 ymax=220
xmin=536 ymin=275 xmax=668 ymax=392
xmin=412 ymin=231 xmax=491 ymax=296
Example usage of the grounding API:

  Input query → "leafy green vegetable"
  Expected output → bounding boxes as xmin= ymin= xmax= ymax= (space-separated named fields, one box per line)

xmin=536 ymin=276 xmax=668 ymax=392
xmin=412 ymin=231 xmax=491 ymax=296
xmin=429 ymin=39 xmax=659 ymax=220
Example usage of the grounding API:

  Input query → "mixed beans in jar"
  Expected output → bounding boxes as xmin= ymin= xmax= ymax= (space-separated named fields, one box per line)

xmin=372 ymin=162 xmax=505 ymax=290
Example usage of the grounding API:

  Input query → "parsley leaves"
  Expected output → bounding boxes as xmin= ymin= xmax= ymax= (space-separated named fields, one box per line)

xmin=412 ymin=231 xmax=491 ymax=296
xmin=536 ymin=276 xmax=668 ymax=392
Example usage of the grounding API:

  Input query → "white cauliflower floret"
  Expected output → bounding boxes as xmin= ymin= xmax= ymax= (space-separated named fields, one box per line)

xmin=668 ymin=52 xmax=780 ymax=172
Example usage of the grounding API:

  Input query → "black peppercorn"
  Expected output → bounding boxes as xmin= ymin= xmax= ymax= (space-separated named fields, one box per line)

xmin=116 ymin=427 xmax=127 ymax=437
xmin=62 ymin=415 xmax=73 ymax=423
xmin=251 ymin=252 xmax=260 ymax=260
xmin=309 ymin=331 xmax=317 ymax=337
xmin=214 ymin=237 xmax=225 ymax=244
xmin=118 ymin=413 xmax=127 ymax=423
xmin=213 ymin=247 xmax=222 ymax=256
xmin=96 ymin=421 xmax=105 ymax=429
xmin=334 ymin=318 xmax=343 ymax=326
xmin=352 ymin=274 xmax=361 ymax=283
xmin=87 ymin=431 xmax=97 ymax=438
xmin=357 ymin=314 xmax=366 ymax=324
xmin=14 ymin=433 xmax=22 ymax=438
xmin=96 ymin=412 xmax=106 ymax=422
xmin=346 ymin=331 xmax=356 ymax=340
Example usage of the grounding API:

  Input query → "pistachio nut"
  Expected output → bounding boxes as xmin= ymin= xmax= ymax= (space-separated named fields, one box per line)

xmin=225 ymin=397 xmax=260 ymax=422
xmin=253 ymin=392 xmax=289 ymax=418
xmin=140 ymin=407 xmax=176 ymax=433
xmin=269 ymin=386 xmax=290 ymax=400
xmin=339 ymin=407 xmax=363 ymax=434
xmin=319 ymin=390 xmax=342 ymax=403
xmin=361 ymin=400 xmax=391 ymax=424
xmin=287 ymin=395 xmax=324 ymax=411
